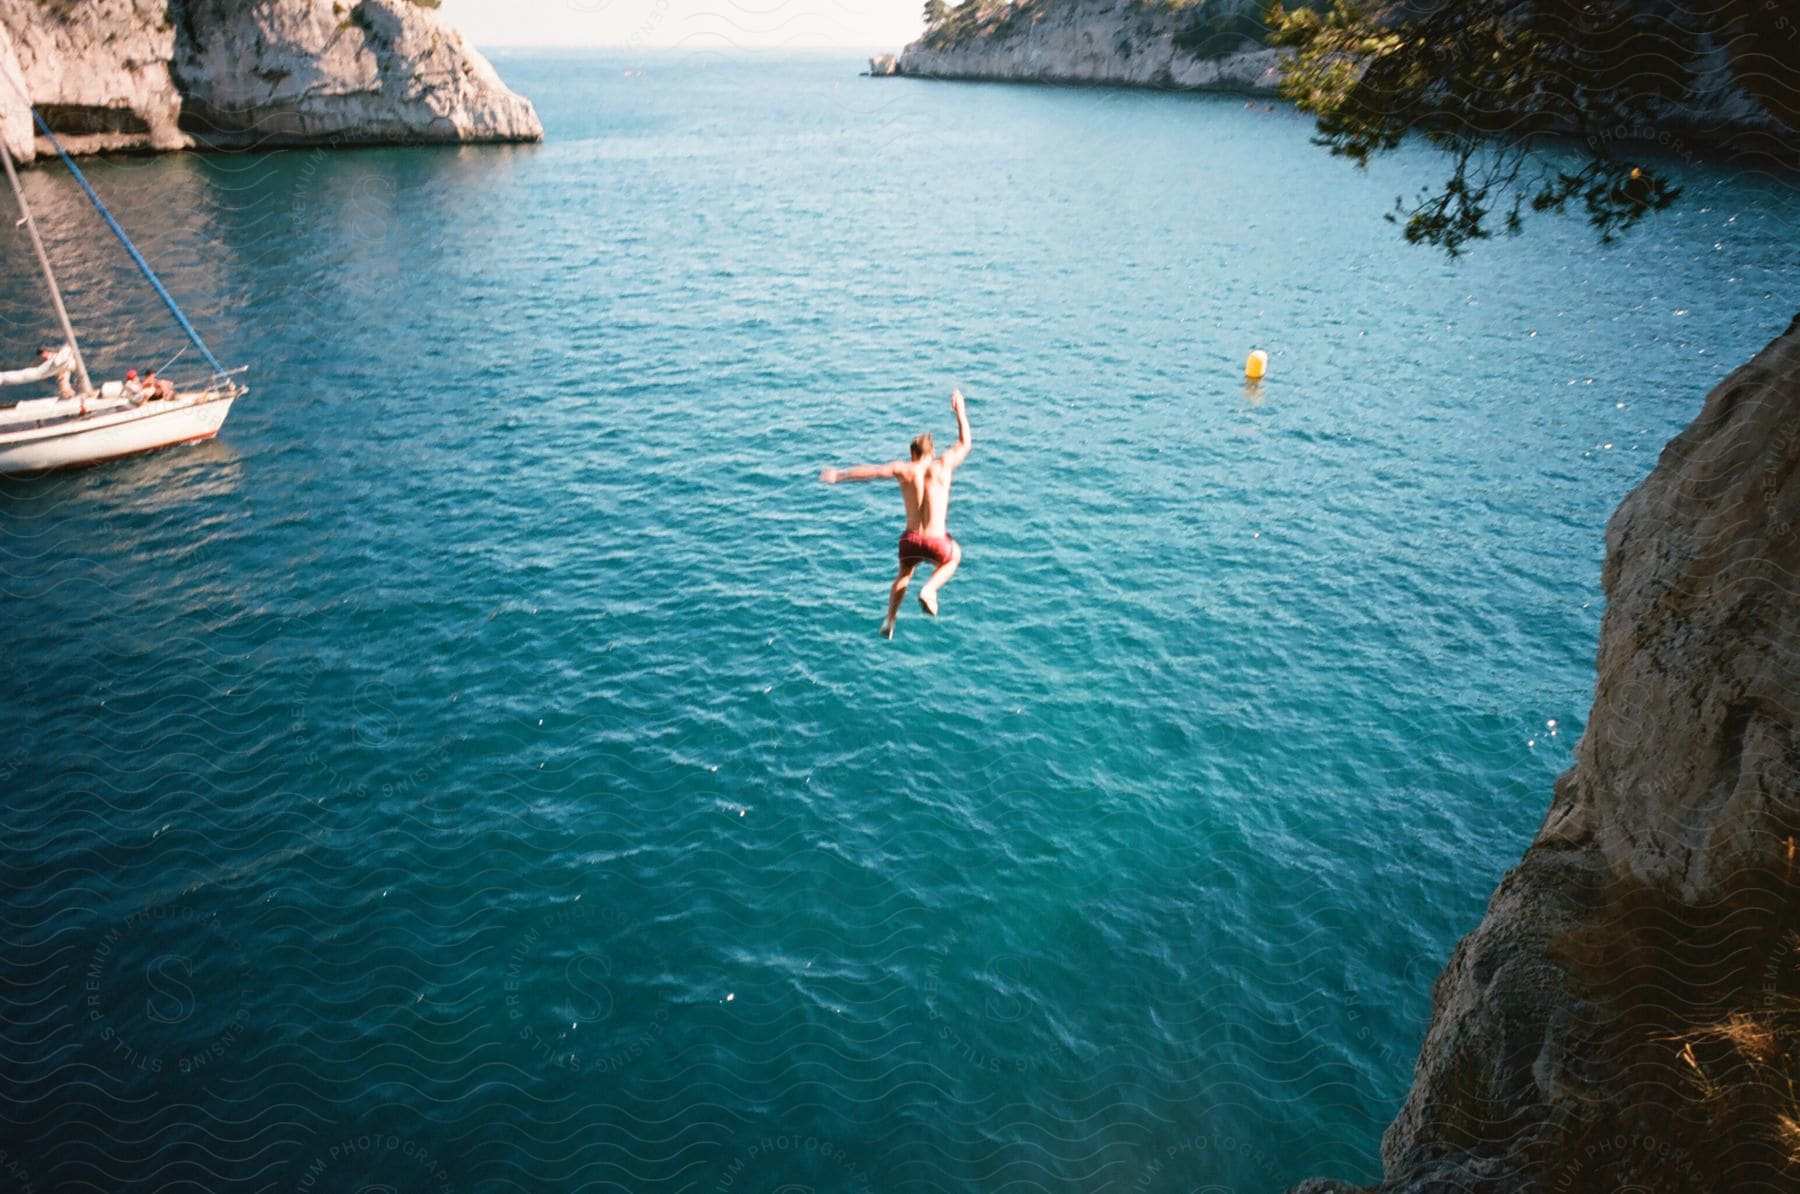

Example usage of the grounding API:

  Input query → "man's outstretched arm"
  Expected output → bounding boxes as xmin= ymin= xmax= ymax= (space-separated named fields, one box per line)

xmin=942 ymin=389 xmax=972 ymax=468
xmin=820 ymin=461 xmax=904 ymax=484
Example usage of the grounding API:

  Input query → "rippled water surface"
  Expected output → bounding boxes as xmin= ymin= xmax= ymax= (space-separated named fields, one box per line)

xmin=3 ymin=51 xmax=1798 ymax=1192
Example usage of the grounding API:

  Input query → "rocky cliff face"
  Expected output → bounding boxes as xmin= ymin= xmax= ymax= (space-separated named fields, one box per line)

xmin=1296 ymin=315 xmax=1800 ymax=1192
xmin=892 ymin=0 xmax=1282 ymax=94
xmin=0 ymin=18 xmax=31 ymax=163
xmin=0 ymin=0 xmax=540 ymax=163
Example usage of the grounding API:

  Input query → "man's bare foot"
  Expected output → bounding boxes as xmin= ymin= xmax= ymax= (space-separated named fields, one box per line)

xmin=918 ymin=590 xmax=938 ymax=617
xmin=880 ymin=621 xmax=895 ymax=639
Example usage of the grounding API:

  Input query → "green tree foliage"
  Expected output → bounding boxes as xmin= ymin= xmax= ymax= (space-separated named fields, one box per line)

xmin=923 ymin=0 xmax=950 ymax=27
xmin=925 ymin=0 xmax=1000 ymax=50
xmin=1267 ymin=0 xmax=1796 ymax=253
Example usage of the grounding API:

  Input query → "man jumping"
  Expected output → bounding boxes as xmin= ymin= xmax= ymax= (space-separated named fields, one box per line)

xmin=820 ymin=388 xmax=972 ymax=638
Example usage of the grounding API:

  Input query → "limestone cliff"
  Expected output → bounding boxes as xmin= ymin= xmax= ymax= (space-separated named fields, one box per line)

xmin=0 ymin=18 xmax=30 ymax=163
xmin=1295 ymin=315 xmax=1800 ymax=1192
xmin=0 ymin=0 xmax=540 ymax=163
xmin=891 ymin=0 xmax=1281 ymax=94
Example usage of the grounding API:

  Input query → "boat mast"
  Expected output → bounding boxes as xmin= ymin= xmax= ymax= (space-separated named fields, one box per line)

xmin=2 ymin=142 xmax=93 ymax=395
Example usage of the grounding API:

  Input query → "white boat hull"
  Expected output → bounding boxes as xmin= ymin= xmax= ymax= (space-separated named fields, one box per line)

xmin=0 ymin=386 xmax=241 ymax=474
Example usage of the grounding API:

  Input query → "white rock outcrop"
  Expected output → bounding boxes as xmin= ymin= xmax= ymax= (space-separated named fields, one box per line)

xmin=0 ymin=0 xmax=188 ymax=158
xmin=0 ymin=20 xmax=33 ymax=163
xmin=172 ymin=0 xmax=541 ymax=150
xmin=0 ymin=0 xmax=540 ymax=163
xmin=894 ymin=0 xmax=1281 ymax=93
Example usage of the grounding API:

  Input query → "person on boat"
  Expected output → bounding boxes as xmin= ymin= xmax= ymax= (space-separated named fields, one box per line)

xmin=141 ymin=369 xmax=176 ymax=401
xmin=40 ymin=346 xmax=74 ymax=399
xmin=819 ymin=388 xmax=972 ymax=639
xmin=122 ymin=368 xmax=146 ymax=404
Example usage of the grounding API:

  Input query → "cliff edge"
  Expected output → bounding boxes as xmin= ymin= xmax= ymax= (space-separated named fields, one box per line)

xmin=1298 ymin=316 xmax=1800 ymax=1191
xmin=0 ymin=0 xmax=541 ymax=163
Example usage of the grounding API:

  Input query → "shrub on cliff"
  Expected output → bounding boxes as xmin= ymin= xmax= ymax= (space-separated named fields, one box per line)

xmin=922 ymin=0 xmax=1037 ymax=50
xmin=1548 ymin=835 xmax=1800 ymax=1188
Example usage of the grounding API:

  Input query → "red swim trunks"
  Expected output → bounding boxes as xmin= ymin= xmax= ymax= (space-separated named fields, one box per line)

xmin=898 ymin=530 xmax=957 ymax=568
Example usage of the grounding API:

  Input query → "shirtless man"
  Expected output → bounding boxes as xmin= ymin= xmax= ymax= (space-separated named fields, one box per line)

xmin=141 ymin=369 xmax=177 ymax=401
xmin=820 ymin=389 xmax=972 ymax=638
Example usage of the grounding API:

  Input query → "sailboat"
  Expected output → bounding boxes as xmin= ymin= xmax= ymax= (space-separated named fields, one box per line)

xmin=0 ymin=73 xmax=244 ymax=475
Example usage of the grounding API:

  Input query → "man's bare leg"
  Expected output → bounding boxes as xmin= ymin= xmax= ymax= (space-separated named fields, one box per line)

xmin=882 ymin=563 xmax=918 ymax=638
xmin=917 ymin=542 xmax=962 ymax=616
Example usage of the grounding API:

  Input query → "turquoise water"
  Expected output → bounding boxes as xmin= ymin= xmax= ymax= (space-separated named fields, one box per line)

xmin=2 ymin=51 xmax=1797 ymax=1191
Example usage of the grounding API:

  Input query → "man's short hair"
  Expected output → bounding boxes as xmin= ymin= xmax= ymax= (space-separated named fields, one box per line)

xmin=910 ymin=432 xmax=933 ymax=461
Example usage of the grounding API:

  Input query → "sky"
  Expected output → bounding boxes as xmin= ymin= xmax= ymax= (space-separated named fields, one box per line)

xmin=436 ymin=0 xmax=925 ymax=50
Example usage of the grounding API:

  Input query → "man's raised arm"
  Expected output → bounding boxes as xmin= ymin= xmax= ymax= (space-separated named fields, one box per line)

xmin=820 ymin=461 xmax=904 ymax=484
xmin=942 ymin=389 xmax=972 ymax=468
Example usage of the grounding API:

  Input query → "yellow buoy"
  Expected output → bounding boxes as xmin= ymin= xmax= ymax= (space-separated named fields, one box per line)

xmin=1245 ymin=349 xmax=1268 ymax=381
